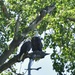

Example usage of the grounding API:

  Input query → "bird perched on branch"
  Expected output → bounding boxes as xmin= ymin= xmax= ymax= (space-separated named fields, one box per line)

xmin=31 ymin=30 xmax=43 ymax=52
xmin=18 ymin=39 xmax=31 ymax=61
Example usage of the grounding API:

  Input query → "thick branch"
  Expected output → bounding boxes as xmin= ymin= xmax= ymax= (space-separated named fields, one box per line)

xmin=0 ymin=36 xmax=24 ymax=65
xmin=0 ymin=51 xmax=49 ymax=73
xmin=0 ymin=55 xmax=19 ymax=73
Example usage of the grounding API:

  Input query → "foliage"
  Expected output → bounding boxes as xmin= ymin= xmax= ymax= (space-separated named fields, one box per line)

xmin=0 ymin=0 xmax=75 ymax=75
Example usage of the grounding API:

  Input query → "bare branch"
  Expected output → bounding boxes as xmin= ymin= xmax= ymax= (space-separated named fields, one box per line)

xmin=22 ymin=3 xmax=55 ymax=36
xmin=25 ymin=67 xmax=42 ymax=70
xmin=0 ymin=55 xmax=19 ymax=73
xmin=0 ymin=36 xmax=24 ymax=65
xmin=28 ymin=51 xmax=49 ymax=59
xmin=0 ymin=51 xmax=49 ymax=73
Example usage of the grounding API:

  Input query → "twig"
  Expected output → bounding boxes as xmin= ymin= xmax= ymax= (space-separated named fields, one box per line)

xmin=25 ymin=67 xmax=42 ymax=71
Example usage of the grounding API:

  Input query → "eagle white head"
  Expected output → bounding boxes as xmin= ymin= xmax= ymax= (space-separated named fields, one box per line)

xmin=34 ymin=30 xmax=40 ymax=37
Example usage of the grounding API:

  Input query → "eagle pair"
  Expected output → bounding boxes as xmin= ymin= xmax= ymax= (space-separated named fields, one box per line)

xmin=19 ymin=32 xmax=42 ymax=61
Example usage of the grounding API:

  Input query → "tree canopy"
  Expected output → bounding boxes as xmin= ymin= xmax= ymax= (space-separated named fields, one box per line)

xmin=0 ymin=0 xmax=75 ymax=75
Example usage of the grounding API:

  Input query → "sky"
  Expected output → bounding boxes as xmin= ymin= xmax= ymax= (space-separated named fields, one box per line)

xmin=16 ymin=48 xmax=57 ymax=75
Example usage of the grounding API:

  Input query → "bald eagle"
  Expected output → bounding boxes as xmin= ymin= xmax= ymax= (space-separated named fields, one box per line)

xmin=31 ymin=31 xmax=43 ymax=52
xmin=18 ymin=40 xmax=31 ymax=61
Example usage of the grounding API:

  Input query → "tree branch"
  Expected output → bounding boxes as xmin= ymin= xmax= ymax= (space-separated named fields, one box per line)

xmin=0 ymin=36 xmax=24 ymax=65
xmin=0 ymin=0 xmax=10 ymax=19
xmin=14 ymin=14 xmax=20 ymax=39
xmin=0 ymin=55 xmax=19 ymax=73
xmin=25 ymin=67 xmax=42 ymax=70
xmin=22 ymin=3 xmax=55 ymax=35
xmin=0 ymin=3 xmax=55 ymax=70
xmin=0 ymin=51 xmax=49 ymax=73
